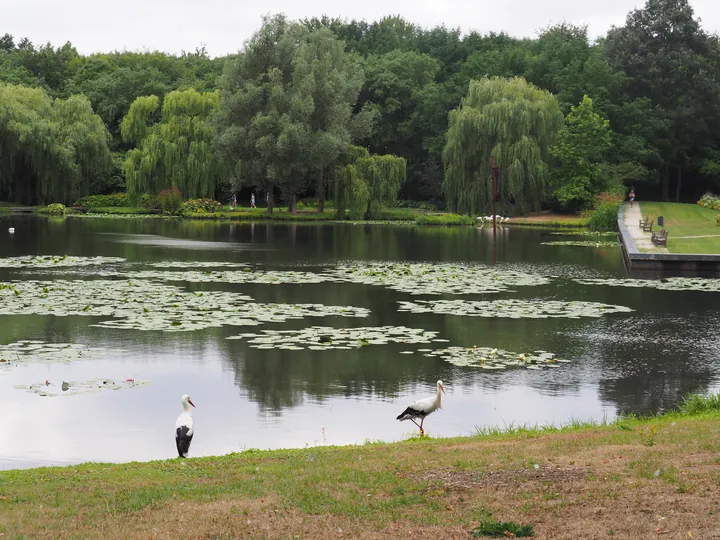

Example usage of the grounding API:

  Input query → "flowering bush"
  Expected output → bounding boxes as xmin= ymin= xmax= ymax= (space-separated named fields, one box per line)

xmin=698 ymin=192 xmax=720 ymax=210
xmin=158 ymin=188 xmax=183 ymax=215
xmin=46 ymin=203 xmax=67 ymax=216
xmin=181 ymin=198 xmax=222 ymax=214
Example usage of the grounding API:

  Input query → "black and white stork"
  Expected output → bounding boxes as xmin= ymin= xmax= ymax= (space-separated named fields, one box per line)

xmin=175 ymin=394 xmax=195 ymax=458
xmin=396 ymin=380 xmax=445 ymax=436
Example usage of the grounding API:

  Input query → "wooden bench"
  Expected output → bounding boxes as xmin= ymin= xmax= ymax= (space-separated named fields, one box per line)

xmin=639 ymin=216 xmax=649 ymax=228
xmin=652 ymin=228 xmax=668 ymax=246
xmin=642 ymin=219 xmax=653 ymax=232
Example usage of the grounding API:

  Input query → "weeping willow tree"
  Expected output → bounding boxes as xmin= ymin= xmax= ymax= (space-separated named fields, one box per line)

xmin=121 ymin=88 xmax=228 ymax=201
xmin=442 ymin=77 xmax=563 ymax=216
xmin=334 ymin=145 xmax=406 ymax=219
xmin=0 ymin=83 xmax=111 ymax=205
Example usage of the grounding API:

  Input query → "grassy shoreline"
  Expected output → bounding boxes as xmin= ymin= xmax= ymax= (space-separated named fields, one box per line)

xmin=2 ymin=394 xmax=718 ymax=538
xmin=6 ymin=204 xmax=592 ymax=229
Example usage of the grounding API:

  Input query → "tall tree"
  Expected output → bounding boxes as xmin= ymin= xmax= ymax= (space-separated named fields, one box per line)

xmin=214 ymin=15 xmax=311 ymax=213
xmin=550 ymin=95 xmax=612 ymax=210
xmin=605 ymin=0 xmax=720 ymax=201
xmin=292 ymin=27 xmax=371 ymax=212
xmin=121 ymin=88 xmax=227 ymax=200
xmin=442 ymin=76 xmax=563 ymax=215
xmin=215 ymin=15 xmax=375 ymax=213
xmin=0 ymin=84 xmax=111 ymax=205
xmin=334 ymin=145 xmax=406 ymax=219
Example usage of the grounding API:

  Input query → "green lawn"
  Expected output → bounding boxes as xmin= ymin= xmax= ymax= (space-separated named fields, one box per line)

xmin=1 ymin=395 xmax=719 ymax=538
xmin=637 ymin=202 xmax=720 ymax=254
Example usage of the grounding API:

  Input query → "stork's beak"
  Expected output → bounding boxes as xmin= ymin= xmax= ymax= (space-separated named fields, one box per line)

xmin=188 ymin=399 xmax=196 ymax=408
xmin=440 ymin=384 xmax=445 ymax=394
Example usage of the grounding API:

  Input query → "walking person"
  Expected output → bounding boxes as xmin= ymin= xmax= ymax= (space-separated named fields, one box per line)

xmin=251 ymin=192 xmax=256 ymax=208
xmin=629 ymin=188 xmax=636 ymax=208
xmin=231 ymin=193 xmax=237 ymax=209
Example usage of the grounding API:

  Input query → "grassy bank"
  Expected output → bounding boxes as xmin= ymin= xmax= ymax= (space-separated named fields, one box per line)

xmin=507 ymin=212 xmax=588 ymax=228
xmin=636 ymin=202 xmax=720 ymax=254
xmin=1 ymin=394 xmax=719 ymax=538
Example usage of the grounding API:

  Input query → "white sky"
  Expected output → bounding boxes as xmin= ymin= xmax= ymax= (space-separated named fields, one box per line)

xmin=2 ymin=0 xmax=719 ymax=57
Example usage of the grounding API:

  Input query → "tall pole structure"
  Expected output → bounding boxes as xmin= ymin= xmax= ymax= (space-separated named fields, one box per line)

xmin=490 ymin=155 xmax=500 ymax=247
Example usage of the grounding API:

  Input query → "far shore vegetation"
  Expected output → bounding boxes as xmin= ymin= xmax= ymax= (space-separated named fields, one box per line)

xmin=1 ymin=391 xmax=719 ymax=538
xmin=3 ymin=1 xmax=720 ymax=232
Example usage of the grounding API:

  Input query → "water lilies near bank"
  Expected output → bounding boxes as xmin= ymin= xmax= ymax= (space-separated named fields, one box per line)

xmin=574 ymin=276 xmax=720 ymax=292
xmin=397 ymin=299 xmax=633 ymax=319
xmin=14 ymin=378 xmax=150 ymax=397
xmin=540 ymin=240 xmax=618 ymax=248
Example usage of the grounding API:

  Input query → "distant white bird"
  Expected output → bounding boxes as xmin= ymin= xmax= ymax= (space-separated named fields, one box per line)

xmin=396 ymin=380 xmax=445 ymax=436
xmin=8 ymin=227 xmax=14 ymax=234
xmin=175 ymin=394 xmax=196 ymax=458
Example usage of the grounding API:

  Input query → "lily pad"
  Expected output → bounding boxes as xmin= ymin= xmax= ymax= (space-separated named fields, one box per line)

xmin=0 ymin=255 xmax=125 ymax=268
xmin=0 ymin=341 xmax=129 ymax=369
xmin=326 ymin=262 xmax=550 ymax=295
xmin=574 ymin=277 xmax=720 ymax=292
xmin=16 ymin=378 xmax=151 ymax=397
xmin=428 ymin=346 xmax=568 ymax=370
xmin=119 ymin=269 xmax=343 ymax=286
xmin=0 ymin=279 xmax=370 ymax=332
xmin=228 ymin=325 xmax=439 ymax=350
xmin=540 ymin=241 xmax=618 ymax=248
xmin=549 ymin=231 xmax=617 ymax=237
xmin=397 ymin=299 xmax=633 ymax=318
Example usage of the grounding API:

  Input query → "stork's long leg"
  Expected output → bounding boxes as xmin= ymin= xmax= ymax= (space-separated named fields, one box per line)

xmin=419 ymin=417 xmax=425 ymax=436
xmin=410 ymin=418 xmax=421 ymax=429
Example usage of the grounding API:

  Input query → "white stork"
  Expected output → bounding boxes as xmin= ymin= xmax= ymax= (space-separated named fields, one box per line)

xmin=396 ymin=380 xmax=445 ymax=436
xmin=175 ymin=394 xmax=196 ymax=458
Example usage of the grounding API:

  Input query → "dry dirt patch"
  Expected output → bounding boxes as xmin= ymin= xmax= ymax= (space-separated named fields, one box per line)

xmin=421 ymin=466 xmax=588 ymax=489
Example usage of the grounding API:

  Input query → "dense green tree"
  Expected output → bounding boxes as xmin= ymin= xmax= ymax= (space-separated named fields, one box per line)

xmin=215 ymin=15 xmax=378 ymax=213
xmin=442 ymin=77 xmax=563 ymax=215
xmin=0 ymin=83 xmax=111 ymax=205
xmin=121 ymin=88 xmax=227 ymax=200
xmin=550 ymin=95 xmax=612 ymax=210
xmin=292 ymin=28 xmax=370 ymax=211
xmin=605 ymin=0 xmax=720 ymax=201
xmin=65 ymin=63 xmax=171 ymax=144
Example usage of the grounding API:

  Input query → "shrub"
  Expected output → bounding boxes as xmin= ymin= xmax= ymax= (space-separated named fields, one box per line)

xmin=415 ymin=213 xmax=473 ymax=226
xmin=140 ymin=193 xmax=160 ymax=209
xmin=75 ymin=193 xmax=127 ymax=208
xmin=158 ymin=188 xmax=183 ymax=215
xmin=586 ymin=192 xmax=623 ymax=231
xmin=698 ymin=192 xmax=720 ymax=210
xmin=46 ymin=203 xmax=67 ymax=216
xmin=181 ymin=198 xmax=222 ymax=214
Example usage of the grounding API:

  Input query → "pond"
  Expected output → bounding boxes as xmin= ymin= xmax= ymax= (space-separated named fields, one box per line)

xmin=1 ymin=214 xmax=719 ymax=469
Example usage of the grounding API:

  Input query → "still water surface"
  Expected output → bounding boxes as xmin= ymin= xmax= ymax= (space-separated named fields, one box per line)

xmin=1 ymin=215 xmax=719 ymax=469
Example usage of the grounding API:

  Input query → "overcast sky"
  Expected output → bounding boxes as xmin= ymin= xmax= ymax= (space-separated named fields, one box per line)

xmin=3 ymin=0 xmax=719 ymax=57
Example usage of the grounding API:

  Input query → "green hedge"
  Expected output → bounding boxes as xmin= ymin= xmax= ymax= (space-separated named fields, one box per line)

xmin=75 ymin=193 xmax=127 ymax=208
xmin=415 ymin=213 xmax=473 ymax=226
